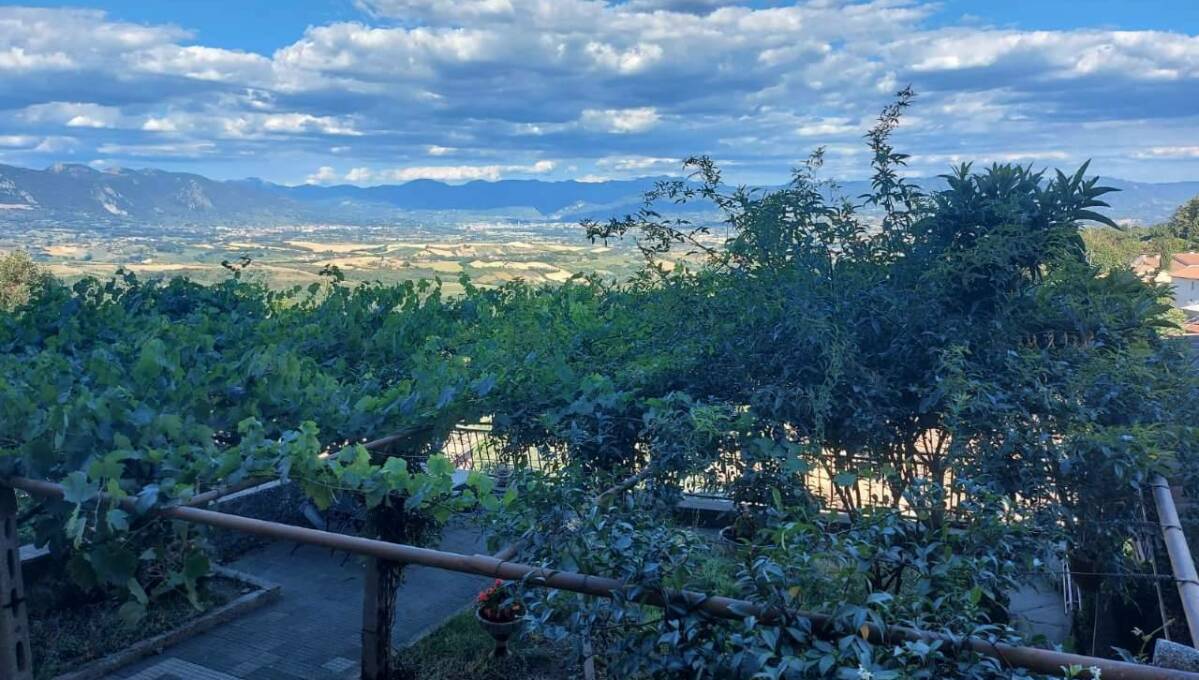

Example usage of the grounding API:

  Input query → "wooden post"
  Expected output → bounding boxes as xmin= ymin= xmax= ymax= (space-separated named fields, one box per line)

xmin=361 ymin=557 xmax=394 ymax=680
xmin=0 ymin=487 xmax=33 ymax=680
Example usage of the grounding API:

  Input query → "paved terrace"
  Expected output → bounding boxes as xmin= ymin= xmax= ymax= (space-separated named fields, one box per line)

xmin=102 ymin=500 xmax=1067 ymax=680
xmin=112 ymin=522 xmax=489 ymax=680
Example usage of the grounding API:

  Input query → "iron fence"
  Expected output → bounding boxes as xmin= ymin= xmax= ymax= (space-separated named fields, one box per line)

xmin=438 ymin=425 xmax=970 ymax=514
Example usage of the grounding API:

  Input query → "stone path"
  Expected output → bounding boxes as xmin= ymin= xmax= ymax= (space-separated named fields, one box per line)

xmin=101 ymin=513 xmax=1069 ymax=679
xmin=1009 ymin=577 xmax=1071 ymax=645
xmin=110 ymin=523 xmax=489 ymax=680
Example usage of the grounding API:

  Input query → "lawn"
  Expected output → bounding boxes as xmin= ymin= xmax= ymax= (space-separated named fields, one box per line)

xmin=397 ymin=608 xmax=591 ymax=680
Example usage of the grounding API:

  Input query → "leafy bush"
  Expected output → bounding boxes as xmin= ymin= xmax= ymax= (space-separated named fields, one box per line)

xmin=0 ymin=250 xmax=49 ymax=310
xmin=479 ymin=93 xmax=1199 ymax=676
xmin=3 ymin=91 xmax=1195 ymax=678
xmin=0 ymin=272 xmax=495 ymax=622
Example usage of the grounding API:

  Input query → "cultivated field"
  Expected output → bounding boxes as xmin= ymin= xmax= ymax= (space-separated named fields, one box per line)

xmin=1 ymin=219 xmax=664 ymax=292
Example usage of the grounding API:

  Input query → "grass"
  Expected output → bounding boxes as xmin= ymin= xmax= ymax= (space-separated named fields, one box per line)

xmin=27 ymin=577 xmax=246 ymax=680
xmin=397 ymin=609 xmax=587 ymax=680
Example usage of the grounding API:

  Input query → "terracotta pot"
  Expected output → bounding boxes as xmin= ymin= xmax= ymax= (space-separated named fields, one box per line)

xmin=475 ymin=607 xmax=523 ymax=657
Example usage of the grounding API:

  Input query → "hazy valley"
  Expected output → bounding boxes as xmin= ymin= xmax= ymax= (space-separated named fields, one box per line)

xmin=2 ymin=162 xmax=1196 ymax=290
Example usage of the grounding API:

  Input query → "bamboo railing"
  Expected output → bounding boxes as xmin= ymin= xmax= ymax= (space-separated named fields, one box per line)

xmin=4 ymin=475 xmax=1198 ymax=680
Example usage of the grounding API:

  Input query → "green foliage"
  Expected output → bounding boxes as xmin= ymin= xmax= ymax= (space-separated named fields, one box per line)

xmin=1167 ymin=194 xmax=1199 ymax=242
xmin=4 ymin=91 xmax=1196 ymax=678
xmin=1081 ymin=193 xmax=1199 ymax=273
xmin=0 ymin=249 xmax=49 ymax=310
xmin=482 ymin=93 xmax=1199 ymax=676
xmin=0 ymin=271 xmax=489 ymax=614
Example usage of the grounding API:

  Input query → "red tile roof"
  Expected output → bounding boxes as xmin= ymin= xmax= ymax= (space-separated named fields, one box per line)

xmin=1170 ymin=253 xmax=1199 ymax=280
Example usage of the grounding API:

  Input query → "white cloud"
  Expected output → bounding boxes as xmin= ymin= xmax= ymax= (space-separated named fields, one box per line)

xmin=895 ymin=29 xmax=1199 ymax=81
xmin=96 ymin=141 xmax=216 ymax=157
xmin=0 ymin=46 xmax=73 ymax=71
xmin=794 ymin=118 xmax=859 ymax=137
xmin=66 ymin=115 xmax=110 ymax=128
xmin=355 ymin=0 xmax=524 ymax=24
xmin=580 ymin=107 xmax=661 ymax=134
xmin=344 ymin=167 xmax=373 ymax=183
xmin=621 ymin=0 xmax=730 ymax=13
xmin=0 ymin=135 xmax=37 ymax=147
xmin=133 ymin=45 xmax=272 ymax=83
xmin=0 ymin=2 xmax=1198 ymax=182
xmin=0 ymin=135 xmax=80 ymax=153
xmin=219 ymin=113 xmax=362 ymax=138
xmin=338 ymin=159 xmax=556 ymax=184
xmin=585 ymin=41 xmax=664 ymax=74
xmin=1134 ymin=146 xmax=1199 ymax=159
xmin=911 ymin=150 xmax=1071 ymax=165
xmin=141 ymin=117 xmax=178 ymax=132
xmin=259 ymin=113 xmax=362 ymax=136
xmin=33 ymin=136 xmax=79 ymax=153
xmin=20 ymin=102 xmax=123 ymax=129
xmin=306 ymin=166 xmax=341 ymax=184
xmin=597 ymin=155 xmax=679 ymax=171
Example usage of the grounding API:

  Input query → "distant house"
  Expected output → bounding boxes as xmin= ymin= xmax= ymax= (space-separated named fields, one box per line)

xmin=1131 ymin=254 xmax=1162 ymax=280
xmin=1168 ymin=253 xmax=1199 ymax=313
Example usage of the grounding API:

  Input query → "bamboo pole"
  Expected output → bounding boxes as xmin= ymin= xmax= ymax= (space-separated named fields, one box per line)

xmin=184 ymin=476 xmax=275 ymax=507
xmin=4 ymin=476 xmax=1193 ymax=680
xmin=1152 ymin=474 xmax=1199 ymax=647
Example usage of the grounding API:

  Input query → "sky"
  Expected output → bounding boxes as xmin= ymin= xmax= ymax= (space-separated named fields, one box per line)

xmin=1 ymin=1 xmax=1198 ymax=186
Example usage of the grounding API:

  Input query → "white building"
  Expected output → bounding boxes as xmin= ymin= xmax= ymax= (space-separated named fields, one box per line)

xmin=1168 ymin=253 xmax=1199 ymax=314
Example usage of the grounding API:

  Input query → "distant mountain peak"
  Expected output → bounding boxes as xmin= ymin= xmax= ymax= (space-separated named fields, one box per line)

xmin=0 ymin=162 xmax=1193 ymax=228
xmin=48 ymin=162 xmax=98 ymax=176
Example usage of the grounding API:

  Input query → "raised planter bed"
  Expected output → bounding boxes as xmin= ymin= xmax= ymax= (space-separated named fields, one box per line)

xmin=31 ymin=566 xmax=279 ymax=680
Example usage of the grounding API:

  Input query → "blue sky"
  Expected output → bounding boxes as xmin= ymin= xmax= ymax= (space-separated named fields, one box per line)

xmin=2 ymin=1 xmax=1198 ymax=185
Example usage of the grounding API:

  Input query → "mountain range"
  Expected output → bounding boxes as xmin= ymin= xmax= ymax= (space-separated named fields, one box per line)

xmin=1 ymin=162 xmax=1195 ymax=228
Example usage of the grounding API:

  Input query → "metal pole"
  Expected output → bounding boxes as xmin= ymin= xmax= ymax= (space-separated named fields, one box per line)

xmin=1152 ymin=474 xmax=1199 ymax=647
xmin=0 ymin=487 xmax=33 ymax=680
xmin=5 ymin=475 xmax=1196 ymax=680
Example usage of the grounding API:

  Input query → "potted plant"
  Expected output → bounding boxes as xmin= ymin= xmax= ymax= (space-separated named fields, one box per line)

xmin=719 ymin=506 xmax=760 ymax=553
xmin=491 ymin=463 xmax=514 ymax=492
xmin=475 ymin=579 xmax=524 ymax=656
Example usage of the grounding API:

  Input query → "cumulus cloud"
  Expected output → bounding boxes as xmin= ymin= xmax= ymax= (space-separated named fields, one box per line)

xmin=0 ymin=2 xmax=1196 ymax=182
xmin=20 ymin=102 xmax=123 ymax=129
xmin=580 ymin=108 xmax=661 ymax=134
xmin=336 ymin=159 xmax=556 ymax=184
xmin=257 ymin=113 xmax=362 ymax=136
xmin=306 ymin=166 xmax=341 ymax=184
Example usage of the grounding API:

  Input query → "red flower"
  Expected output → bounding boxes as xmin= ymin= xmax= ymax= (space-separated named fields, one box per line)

xmin=476 ymin=579 xmax=523 ymax=623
